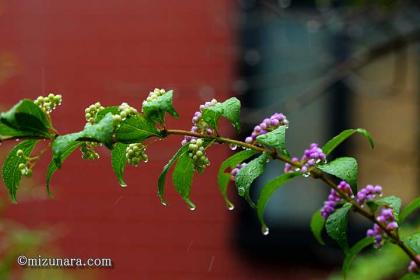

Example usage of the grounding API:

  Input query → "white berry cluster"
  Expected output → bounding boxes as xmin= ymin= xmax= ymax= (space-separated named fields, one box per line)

xmin=142 ymin=88 xmax=166 ymax=107
xmin=111 ymin=102 xmax=138 ymax=127
xmin=126 ymin=143 xmax=148 ymax=166
xmin=80 ymin=142 xmax=100 ymax=160
xmin=34 ymin=93 xmax=62 ymax=113
xmin=85 ymin=102 xmax=105 ymax=124
xmin=187 ymin=138 xmax=210 ymax=169
xmin=118 ymin=103 xmax=137 ymax=121
xmin=16 ymin=149 xmax=32 ymax=176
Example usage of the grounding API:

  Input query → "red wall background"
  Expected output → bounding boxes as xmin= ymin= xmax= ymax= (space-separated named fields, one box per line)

xmin=0 ymin=1 xmax=251 ymax=279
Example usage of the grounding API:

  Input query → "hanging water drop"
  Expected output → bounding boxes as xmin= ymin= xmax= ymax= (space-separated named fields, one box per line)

xmin=15 ymin=138 xmax=20 ymax=142
xmin=229 ymin=144 xmax=237 ymax=151
xmin=303 ymin=172 xmax=310 ymax=178
xmin=189 ymin=205 xmax=196 ymax=211
xmin=262 ymin=226 xmax=270 ymax=236
xmin=227 ymin=202 xmax=235 ymax=211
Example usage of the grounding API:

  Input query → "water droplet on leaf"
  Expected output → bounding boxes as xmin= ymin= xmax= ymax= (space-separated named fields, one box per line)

xmin=227 ymin=202 xmax=235 ymax=211
xmin=229 ymin=144 xmax=237 ymax=151
xmin=262 ymin=226 xmax=270 ymax=235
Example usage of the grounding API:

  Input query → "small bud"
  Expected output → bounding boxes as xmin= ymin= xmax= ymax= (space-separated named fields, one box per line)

xmin=16 ymin=150 xmax=24 ymax=157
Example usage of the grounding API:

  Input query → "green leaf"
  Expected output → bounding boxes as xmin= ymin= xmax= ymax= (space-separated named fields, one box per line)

xmin=142 ymin=90 xmax=179 ymax=124
xmin=1 ymin=140 xmax=37 ymax=202
xmin=201 ymin=97 xmax=241 ymax=131
xmin=322 ymin=128 xmax=374 ymax=156
xmin=400 ymin=197 xmax=420 ymax=223
xmin=0 ymin=122 xmax=34 ymax=140
xmin=95 ymin=106 xmax=119 ymax=122
xmin=342 ymin=237 xmax=374 ymax=276
xmin=235 ymin=153 xmax=269 ymax=208
xmin=220 ymin=97 xmax=241 ymax=131
xmin=400 ymin=273 xmax=420 ymax=280
xmin=326 ymin=203 xmax=352 ymax=252
xmin=216 ymin=149 xmax=258 ymax=209
xmin=404 ymin=233 xmax=420 ymax=254
xmin=111 ymin=143 xmax=129 ymax=187
xmin=172 ymin=151 xmax=196 ymax=209
xmin=115 ymin=115 xmax=162 ymax=143
xmin=52 ymin=113 xmax=115 ymax=166
xmin=318 ymin=157 xmax=358 ymax=193
xmin=310 ymin=210 xmax=326 ymax=245
xmin=368 ymin=196 xmax=402 ymax=219
xmin=201 ymin=103 xmax=223 ymax=129
xmin=158 ymin=145 xmax=189 ymax=206
xmin=256 ymin=126 xmax=287 ymax=155
xmin=0 ymin=99 xmax=51 ymax=137
xmin=257 ymin=172 xmax=299 ymax=233
xmin=46 ymin=141 xmax=80 ymax=195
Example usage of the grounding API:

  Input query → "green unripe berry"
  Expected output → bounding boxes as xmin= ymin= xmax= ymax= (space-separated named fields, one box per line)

xmin=16 ymin=150 xmax=24 ymax=157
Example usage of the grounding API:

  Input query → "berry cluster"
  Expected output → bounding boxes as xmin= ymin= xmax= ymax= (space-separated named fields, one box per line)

xmin=367 ymin=207 xmax=398 ymax=248
xmin=80 ymin=142 xmax=100 ymax=160
xmin=230 ymin=163 xmax=247 ymax=181
xmin=408 ymin=255 xmax=419 ymax=273
xmin=111 ymin=102 xmax=138 ymax=127
xmin=245 ymin=113 xmax=288 ymax=144
xmin=34 ymin=93 xmax=62 ymax=113
xmin=118 ymin=102 xmax=138 ymax=121
xmin=126 ymin=143 xmax=148 ymax=166
xmin=284 ymin=143 xmax=326 ymax=175
xmin=142 ymin=88 xmax=166 ymax=107
xmin=356 ymin=184 xmax=383 ymax=204
xmin=181 ymin=99 xmax=218 ymax=146
xmin=187 ymin=138 xmax=210 ymax=169
xmin=320 ymin=180 xmax=353 ymax=218
xmin=85 ymin=102 xmax=105 ymax=124
xmin=16 ymin=149 xmax=32 ymax=176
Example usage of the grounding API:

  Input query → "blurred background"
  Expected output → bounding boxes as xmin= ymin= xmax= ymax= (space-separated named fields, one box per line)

xmin=0 ymin=0 xmax=418 ymax=279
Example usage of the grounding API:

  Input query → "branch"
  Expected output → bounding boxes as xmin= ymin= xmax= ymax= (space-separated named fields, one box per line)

xmin=166 ymin=128 xmax=420 ymax=266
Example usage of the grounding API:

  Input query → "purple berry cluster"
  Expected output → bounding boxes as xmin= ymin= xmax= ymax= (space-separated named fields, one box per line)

xmin=230 ymin=163 xmax=247 ymax=181
xmin=356 ymin=184 xmax=383 ymax=204
xmin=367 ymin=207 xmax=398 ymax=248
xmin=320 ymin=180 xmax=353 ymax=218
xmin=244 ymin=113 xmax=288 ymax=144
xmin=284 ymin=143 xmax=326 ymax=175
xmin=181 ymin=99 xmax=218 ymax=146
xmin=408 ymin=255 xmax=419 ymax=273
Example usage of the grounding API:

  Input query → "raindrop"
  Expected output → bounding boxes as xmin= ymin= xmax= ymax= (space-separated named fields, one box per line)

xmin=229 ymin=144 xmax=237 ymax=151
xmin=189 ymin=205 xmax=196 ymax=211
xmin=144 ymin=159 xmax=149 ymax=163
xmin=227 ymin=202 xmax=235 ymax=211
xmin=161 ymin=201 xmax=168 ymax=207
xmin=15 ymin=138 xmax=20 ymax=142
xmin=303 ymin=172 xmax=310 ymax=178
xmin=262 ymin=226 xmax=270 ymax=236
xmin=120 ymin=182 xmax=127 ymax=188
